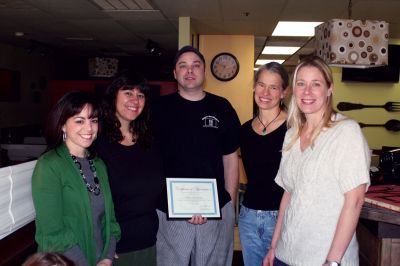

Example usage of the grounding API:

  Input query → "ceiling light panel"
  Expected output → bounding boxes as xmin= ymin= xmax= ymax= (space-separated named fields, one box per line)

xmin=119 ymin=0 xmax=140 ymax=9
xmin=262 ymin=46 xmax=300 ymax=55
xmin=272 ymin=21 xmax=322 ymax=37
xmin=92 ymin=0 xmax=115 ymax=10
xmin=256 ymin=59 xmax=285 ymax=65
xmin=134 ymin=0 xmax=154 ymax=9
xmin=92 ymin=0 xmax=154 ymax=10
xmin=65 ymin=37 xmax=94 ymax=41
xmin=108 ymin=0 xmax=130 ymax=9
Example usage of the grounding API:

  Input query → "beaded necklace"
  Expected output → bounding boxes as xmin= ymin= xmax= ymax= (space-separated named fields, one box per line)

xmin=71 ymin=154 xmax=101 ymax=196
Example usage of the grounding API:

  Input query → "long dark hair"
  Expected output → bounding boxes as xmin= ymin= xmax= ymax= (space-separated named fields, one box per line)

xmin=101 ymin=70 xmax=151 ymax=147
xmin=45 ymin=91 xmax=99 ymax=150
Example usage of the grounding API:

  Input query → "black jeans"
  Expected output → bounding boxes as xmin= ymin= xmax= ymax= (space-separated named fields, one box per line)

xmin=274 ymin=257 xmax=290 ymax=266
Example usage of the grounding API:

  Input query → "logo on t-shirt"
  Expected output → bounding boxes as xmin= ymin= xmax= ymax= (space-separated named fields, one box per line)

xmin=202 ymin=115 xmax=219 ymax=128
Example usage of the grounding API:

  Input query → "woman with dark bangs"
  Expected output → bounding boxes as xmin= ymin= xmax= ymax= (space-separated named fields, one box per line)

xmin=32 ymin=92 xmax=120 ymax=266
xmin=94 ymin=71 xmax=164 ymax=266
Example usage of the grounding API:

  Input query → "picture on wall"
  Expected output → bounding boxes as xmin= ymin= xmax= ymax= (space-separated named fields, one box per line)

xmin=0 ymin=69 xmax=20 ymax=101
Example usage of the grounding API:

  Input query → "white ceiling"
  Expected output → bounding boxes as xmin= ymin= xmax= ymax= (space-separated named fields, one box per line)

xmin=0 ymin=0 xmax=399 ymax=66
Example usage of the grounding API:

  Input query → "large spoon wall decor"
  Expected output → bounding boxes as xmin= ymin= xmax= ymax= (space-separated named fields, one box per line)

xmin=359 ymin=119 xmax=400 ymax=132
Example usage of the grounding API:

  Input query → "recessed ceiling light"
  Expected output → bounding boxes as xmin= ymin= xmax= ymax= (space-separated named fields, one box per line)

xmin=255 ymin=59 xmax=285 ymax=65
xmin=272 ymin=21 xmax=322 ymax=37
xmin=15 ymin=32 xmax=24 ymax=37
xmin=262 ymin=46 xmax=300 ymax=55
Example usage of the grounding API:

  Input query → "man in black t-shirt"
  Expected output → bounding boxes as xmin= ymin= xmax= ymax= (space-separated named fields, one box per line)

xmin=155 ymin=46 xmax=241 ymax=266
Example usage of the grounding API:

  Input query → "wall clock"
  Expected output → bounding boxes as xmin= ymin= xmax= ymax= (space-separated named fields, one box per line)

xmin=211 ymin=52 xmax=240 ymax=81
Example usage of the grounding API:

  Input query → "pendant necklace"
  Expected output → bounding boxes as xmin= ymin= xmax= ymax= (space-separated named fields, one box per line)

xmin=71 ymin=154 xmax=101 ymax=196
xmin=257 ymin=109 xmax=281 ymax=136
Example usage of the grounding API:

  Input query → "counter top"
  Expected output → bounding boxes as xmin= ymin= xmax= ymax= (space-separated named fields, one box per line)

xmin=361 ymin=203 xmax=400 ymax=226
xmin=361 ymin=184 xmax=400 ymax=226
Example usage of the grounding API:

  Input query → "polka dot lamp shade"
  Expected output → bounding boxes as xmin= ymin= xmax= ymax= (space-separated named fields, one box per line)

xmin=88 ymin=57 xmax=119 ymax=77
xmin=315 ymin=19 xmax=389 ymax=68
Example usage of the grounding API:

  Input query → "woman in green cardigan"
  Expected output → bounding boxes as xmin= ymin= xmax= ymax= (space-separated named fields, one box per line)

xmin=32 ymin=92 xmax=121 ymax=266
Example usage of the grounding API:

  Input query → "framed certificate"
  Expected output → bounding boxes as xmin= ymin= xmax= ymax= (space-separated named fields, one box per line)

xmin=166 ymin=177 xmax=221 ymax=219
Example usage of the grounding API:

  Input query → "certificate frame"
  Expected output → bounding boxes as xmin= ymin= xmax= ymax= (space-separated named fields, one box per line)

xmin=166 ymin=177 xmax=221 ymax=219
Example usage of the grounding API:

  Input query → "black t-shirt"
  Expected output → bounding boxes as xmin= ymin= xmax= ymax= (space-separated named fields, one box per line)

xmin=240 ymin=119 xmax=286 ymax=210
xmin=94 ymin=135 xmax=164 ymax=253
xmin=154 ymin=92 xmax=241 ymax=212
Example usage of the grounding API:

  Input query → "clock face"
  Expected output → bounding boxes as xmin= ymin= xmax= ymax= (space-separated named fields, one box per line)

xmin=211 ymin=53 xmax=240 ymax=81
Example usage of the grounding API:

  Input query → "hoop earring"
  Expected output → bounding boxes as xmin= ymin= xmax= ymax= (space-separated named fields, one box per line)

xmin=63 ymin=131 xmax=66 ymax=141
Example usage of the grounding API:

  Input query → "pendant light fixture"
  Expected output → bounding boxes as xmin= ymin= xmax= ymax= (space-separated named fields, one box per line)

xmin=88 ymin=57 xmax=118 ymax=77
xmin=315 ymin=0 xmax=389 ymax=68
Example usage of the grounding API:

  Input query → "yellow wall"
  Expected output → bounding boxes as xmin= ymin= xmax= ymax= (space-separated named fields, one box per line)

xmin=199 ymin=35 xmax=254 ymax=124
xmin=178 ymin=17 xmax=191 ymax=48
xmin=332 ymin=68 xmax=400 ymax=150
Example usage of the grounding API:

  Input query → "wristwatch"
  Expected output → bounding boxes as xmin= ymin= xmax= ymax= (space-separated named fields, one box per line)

xmin=325 ymin=260 xmax=340 ymax=266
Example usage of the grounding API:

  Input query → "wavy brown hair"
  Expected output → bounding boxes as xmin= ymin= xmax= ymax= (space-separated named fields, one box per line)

xmin=101 ymin=70 xmax=151 ymax=148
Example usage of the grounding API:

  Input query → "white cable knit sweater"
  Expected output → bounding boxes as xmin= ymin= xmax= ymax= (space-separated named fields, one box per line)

xmin=274 ymin=114 xmax=371 ymax=266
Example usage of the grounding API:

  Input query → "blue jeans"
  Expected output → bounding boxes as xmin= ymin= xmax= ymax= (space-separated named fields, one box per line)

xmin=238 ymin=205 xmax=278 ymax=266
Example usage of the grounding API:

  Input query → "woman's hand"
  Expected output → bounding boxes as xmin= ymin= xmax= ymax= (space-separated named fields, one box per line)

xmin=97 ymin=258 xmax=112 ymax=266
xmin=188 ymin=215 xmax=207 ymax=224
xmin=263 ymin=248 xmax=275 ymax=266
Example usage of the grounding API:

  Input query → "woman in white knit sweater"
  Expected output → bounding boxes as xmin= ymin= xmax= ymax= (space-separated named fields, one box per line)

xmin=263 ymin=56 xmax=370 ymax=266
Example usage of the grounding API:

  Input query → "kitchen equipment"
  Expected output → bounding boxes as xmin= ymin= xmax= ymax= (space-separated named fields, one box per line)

xmin=379 ymin=147 xmax=400 ymax=184
xmin=337 ymin=101 xmax=400 ymax=112
xmin=359 ymin=119 xmax=400 ymax=131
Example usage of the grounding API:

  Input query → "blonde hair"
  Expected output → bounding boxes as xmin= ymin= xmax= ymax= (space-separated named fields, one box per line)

xmin=286 ymin=56 xmax=337 ymax=150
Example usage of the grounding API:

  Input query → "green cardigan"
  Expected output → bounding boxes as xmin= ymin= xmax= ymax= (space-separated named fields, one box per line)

xmin=32 ymin=143 xmax=120 ymax=266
